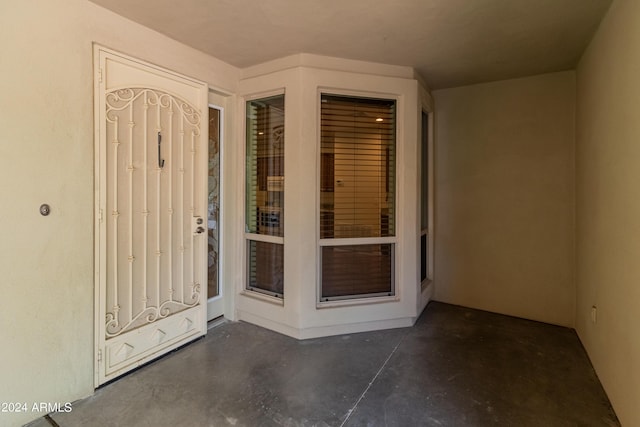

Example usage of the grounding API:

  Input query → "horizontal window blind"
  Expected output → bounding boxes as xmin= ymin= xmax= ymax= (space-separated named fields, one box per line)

xmin=421 ymin=110 xmax=428 ymax=230
xmin=246 ymin=94 xmax=285 ymax=298
xmin=321 ymin=244 xmax=394 ymax=300
xmin=247 ymin=240 xmax=284 ymax=297
xmin=319 ymin=94 xmax=396 ymax=301
xmin=320 ymin=94 xmax=395 ymax=239
xmin=246 ymin=95 xmax=284 ymax=237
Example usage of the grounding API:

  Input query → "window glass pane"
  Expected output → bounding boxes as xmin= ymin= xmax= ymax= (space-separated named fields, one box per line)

xmin=208 ymin=107 xmax=220 ymax=299
xmin=246 ymin=95 xmax=284 ymax=236
xmin=247 ymin=240 xmax=284 ymax=297
xmin=421 ymin=111 xmax=428 ymax=230
xmin=321 ymin=244 xmax=394 ymax=300
xmin=421 ymin=234 xmax=427 ymax=282
xmin=320 ymin=94 xmax=395 ymax=239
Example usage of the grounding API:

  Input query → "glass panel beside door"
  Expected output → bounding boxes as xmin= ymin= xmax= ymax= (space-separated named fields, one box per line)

xmin=207 ymin=102 xmax=224 ymax=321
xmin=208 ymin=107 xmax=220 ymax=300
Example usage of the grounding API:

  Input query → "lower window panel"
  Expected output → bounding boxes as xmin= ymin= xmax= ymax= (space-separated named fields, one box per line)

xmin=321 ymin=244 xmax=394 ymax=300
xmin=247 ymin=240 xmax=284 ymax=298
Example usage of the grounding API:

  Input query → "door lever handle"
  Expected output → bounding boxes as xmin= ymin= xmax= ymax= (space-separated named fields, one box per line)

xmin=192 ymin=217 xmax=205 ymax=235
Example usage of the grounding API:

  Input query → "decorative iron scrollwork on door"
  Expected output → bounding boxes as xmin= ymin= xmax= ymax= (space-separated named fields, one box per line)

xmin=104 ymin=88 xmax=202 ymax=338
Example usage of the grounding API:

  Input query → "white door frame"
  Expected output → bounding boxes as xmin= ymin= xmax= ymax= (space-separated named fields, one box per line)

xmin=206 ymin=91 xmax=228 ymax=321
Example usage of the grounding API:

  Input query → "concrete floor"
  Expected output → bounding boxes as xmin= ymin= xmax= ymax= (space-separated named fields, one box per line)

xmin=28 ymin=302 xmax=619 ymax=426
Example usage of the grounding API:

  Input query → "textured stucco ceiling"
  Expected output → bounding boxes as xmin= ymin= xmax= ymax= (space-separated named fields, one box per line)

xmin=89 ymin=0 xmax=612 ymax=89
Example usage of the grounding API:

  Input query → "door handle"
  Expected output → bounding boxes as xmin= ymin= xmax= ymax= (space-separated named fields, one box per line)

xmin=192 ymin=217 xmax=205 ymax=235
xmin=158 ymin=132 xmax=165 ymax=169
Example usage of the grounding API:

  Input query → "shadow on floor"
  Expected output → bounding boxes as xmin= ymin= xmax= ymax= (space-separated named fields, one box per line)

xmin=28 ymin=302 xmax=619 ymax=427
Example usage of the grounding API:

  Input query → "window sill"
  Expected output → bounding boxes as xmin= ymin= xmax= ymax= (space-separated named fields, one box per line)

xmin=316 ymin=294 xmax=399 ymax=309
xmin=241 ymin=289 xmax=284 ymax=306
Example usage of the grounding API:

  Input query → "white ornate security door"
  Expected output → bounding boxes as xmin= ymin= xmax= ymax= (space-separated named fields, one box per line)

xmin=94 ymin=47 xmax=208 ymax=385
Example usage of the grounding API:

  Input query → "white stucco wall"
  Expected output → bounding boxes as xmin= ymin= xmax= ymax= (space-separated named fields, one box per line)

xmin=575 ymin=0 xmax=640 ymax=424
xmin=0 ymin=1 xmax=237 ymax=425
xmin=432 ymin=72 xmax=576 ymax=327
xmin=0 ymin=3 xmax=431 ymax=423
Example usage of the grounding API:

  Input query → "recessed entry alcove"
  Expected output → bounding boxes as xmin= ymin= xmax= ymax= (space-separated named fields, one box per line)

xmin=230 ymin=55 xmax=435 ymax=339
